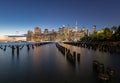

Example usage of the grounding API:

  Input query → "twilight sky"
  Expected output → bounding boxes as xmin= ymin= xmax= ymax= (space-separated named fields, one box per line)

xmin=0 ymin=0 xmax=120 ymax=36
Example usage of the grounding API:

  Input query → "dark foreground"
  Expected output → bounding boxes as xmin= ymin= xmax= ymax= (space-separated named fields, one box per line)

xmin=0 ymin=42 xmax=120 ymax=83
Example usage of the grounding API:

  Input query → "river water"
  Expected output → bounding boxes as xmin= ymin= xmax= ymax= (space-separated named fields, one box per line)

xmin=0 ymin=42 xmax=120 ymax=83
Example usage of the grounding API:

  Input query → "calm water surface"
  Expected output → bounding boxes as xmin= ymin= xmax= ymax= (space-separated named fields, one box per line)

xmin=0 ymin=42 xmax=120 ymax=83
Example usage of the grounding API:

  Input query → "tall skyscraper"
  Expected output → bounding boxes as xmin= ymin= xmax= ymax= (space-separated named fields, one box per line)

xmin=34 ymin=27 xmax=41 ymax=36
xmin=93 ymin=25 xmax=96 ymax=34
xmin=67 ymin=25 xmax=70 ymax=35
xmin=34 ymin=27 xmax=41 ymax=42
xmin=44 ymin=29 xmax=49 ymax=34
xmin=52 ymin=29 xmax=54 ymax=33
xmin=75 ymin=21 xmax=78 ymax=32
xmin=86 ymin=29 xmax=90 ymax=36
xmin=27 ymin=30 xmax=34 ymax=41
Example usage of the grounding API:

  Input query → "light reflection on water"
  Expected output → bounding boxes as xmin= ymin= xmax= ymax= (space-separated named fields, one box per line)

xmin=0 ymin=42 xmax=119 ymax=83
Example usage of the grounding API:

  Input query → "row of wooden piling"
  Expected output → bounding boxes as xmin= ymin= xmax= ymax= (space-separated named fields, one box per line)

xmin=64 ymin=42 xmax=120 ymax=53
xmin=0 ymin=42 xmax=52 ymax=55
xmin=93 ymin=60 xmax=115 ymax=81
xmin=56 ymin=43 xmax=80 ymax=64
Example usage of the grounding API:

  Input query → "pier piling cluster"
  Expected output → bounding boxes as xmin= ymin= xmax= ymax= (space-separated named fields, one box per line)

xmin=56 ymin=43 xmax=80 ymax=65
xmin=64 ymin=42 xmax=120 ymax=54
xmin=93 ymin=60 xmax=115 ymax=81
xmin=0 ymin=42 xmax=52 ymax=55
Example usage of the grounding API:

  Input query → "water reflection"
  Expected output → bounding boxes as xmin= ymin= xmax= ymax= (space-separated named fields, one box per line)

xmin=33 ymin=46 xmax=41 ymax=66
xmin=12 ymin=54 xmax=14 ymax=60
xmin=17 ymin=54 xmax=19 ymax=60
xmin=63 ymin=43 xmax=120 ymax=82
xmin=0 ymin=42 xmax=119 ymax=83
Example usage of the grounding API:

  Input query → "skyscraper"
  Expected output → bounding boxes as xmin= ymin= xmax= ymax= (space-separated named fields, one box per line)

xmin=34 ymin=27 xmax=41 ymax=36
xmin=86 ymin=29 xmax=90 ymax=36
xmin=67 ymin=24 xmax=70 ymax=37
xmin=34 ymin=27 xmax=41 ymax=42
xmin=27 ymin=30 xmax=34 ymax=41
xmin=93 ymin=25 xmax=96 ymax=34
xmin=75 ymin=21 xmax=78 ymax=32
xmin=44 ymin=29 xmax=49 ymax=34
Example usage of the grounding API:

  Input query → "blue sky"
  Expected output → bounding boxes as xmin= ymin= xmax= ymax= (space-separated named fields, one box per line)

xmin=0 ymin=0 xmax=120 ymax=36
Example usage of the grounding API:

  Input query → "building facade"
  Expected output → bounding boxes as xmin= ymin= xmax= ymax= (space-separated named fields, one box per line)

xmin=27 ymin=24 xmax=92 ymax=42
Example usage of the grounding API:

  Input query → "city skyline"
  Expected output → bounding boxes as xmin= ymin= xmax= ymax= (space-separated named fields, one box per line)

xmin=0 ymin=0 xmax=120 ymax=36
